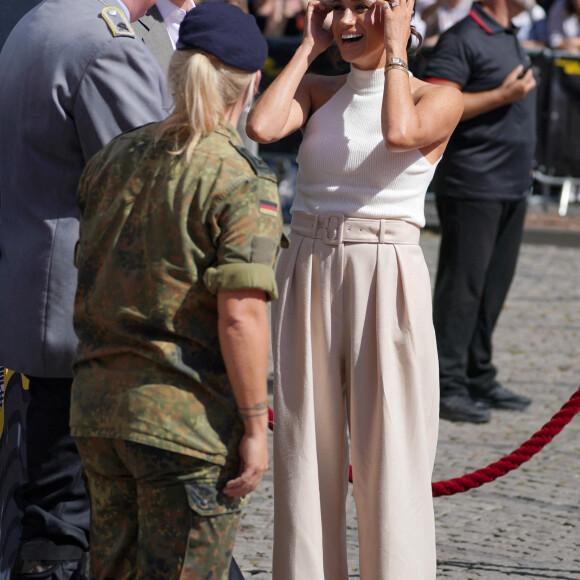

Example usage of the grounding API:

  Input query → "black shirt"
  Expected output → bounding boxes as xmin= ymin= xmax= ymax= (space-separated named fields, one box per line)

xmin=424 ymin=2 xmax=536 ymax=200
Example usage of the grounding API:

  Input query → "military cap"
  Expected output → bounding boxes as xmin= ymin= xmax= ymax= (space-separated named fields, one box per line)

xmin=176 ymin=3 xmax=268 ymax=72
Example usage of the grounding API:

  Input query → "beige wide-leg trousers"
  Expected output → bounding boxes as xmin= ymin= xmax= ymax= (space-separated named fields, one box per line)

xmin=272 ymin=212 xmax=439 ymax=580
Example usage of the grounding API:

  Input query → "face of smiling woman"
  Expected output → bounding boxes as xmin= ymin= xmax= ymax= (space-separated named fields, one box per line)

xmin=331 ymin=0 xmax=387 ymax=70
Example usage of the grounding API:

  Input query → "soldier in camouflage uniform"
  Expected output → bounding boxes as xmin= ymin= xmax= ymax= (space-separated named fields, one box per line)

xmin=70 ymin=5 xmax=282 ymax=579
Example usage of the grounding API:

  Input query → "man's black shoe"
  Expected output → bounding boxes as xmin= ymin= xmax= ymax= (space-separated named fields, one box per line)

xmin=472 ymin=383 xmax=531 ymax=410
xmin=440 ymin=394 xmax=491 ymax=423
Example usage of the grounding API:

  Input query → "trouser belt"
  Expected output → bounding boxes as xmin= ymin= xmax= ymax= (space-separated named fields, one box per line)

xmin=290 ymin=211 xmax=421 ymax=245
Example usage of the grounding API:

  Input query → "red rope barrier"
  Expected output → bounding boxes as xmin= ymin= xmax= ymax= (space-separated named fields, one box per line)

xmin=431 ymin=387 xmax=580 ymax=497
xmin=268 ymin=406 xmax=274 ymax=431
xmin=267 ymin=387 xmax=580 ymax=498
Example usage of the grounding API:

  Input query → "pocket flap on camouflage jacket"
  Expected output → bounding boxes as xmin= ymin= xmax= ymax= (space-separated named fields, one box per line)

xmin=184 ymin=480 xmax=245 ymax=517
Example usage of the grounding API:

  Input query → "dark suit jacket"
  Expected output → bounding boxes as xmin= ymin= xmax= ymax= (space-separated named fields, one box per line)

xmin=134 ymin=4 xmax=174 ymax=76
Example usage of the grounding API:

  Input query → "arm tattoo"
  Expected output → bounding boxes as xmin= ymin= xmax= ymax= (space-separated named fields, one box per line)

xmin=238 ymin=400 xmax=268 ymax=420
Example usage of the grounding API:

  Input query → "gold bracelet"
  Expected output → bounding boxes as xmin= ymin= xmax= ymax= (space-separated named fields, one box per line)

xmin=384 ymin=63 xmax=409 ymax=74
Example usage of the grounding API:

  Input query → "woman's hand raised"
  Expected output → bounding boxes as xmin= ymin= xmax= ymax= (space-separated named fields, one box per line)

xmin=303 ymin=0 xmax=334 ymax=56
xmin=376 ymin=0 xmax=413 ymax=57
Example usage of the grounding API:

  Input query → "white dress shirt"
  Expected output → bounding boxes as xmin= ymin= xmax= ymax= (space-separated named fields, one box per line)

xmin=155 ymin=0 xmax=195 ymax=48
xmin=116 ymin=0 xmax=131 ymax=20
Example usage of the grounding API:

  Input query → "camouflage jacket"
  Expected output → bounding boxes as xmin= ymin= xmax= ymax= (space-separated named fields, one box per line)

xmin=70 ymin=122 xmax=283 ymax=465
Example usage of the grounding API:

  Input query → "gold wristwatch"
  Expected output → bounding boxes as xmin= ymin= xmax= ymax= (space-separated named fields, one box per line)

xmin=385 ymin=57 xmax=409 ymax=74
xmin=386 ymin=58 xmax=408 ymax=69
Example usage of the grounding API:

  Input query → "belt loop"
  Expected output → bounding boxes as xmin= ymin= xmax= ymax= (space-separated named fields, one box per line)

xmin=311 ymin=214 xmax=319 ymax=237
xmin=322 ymin=213 xmax=344 ymax=245
xmin=379 ymin=219 xmax=387 ymax=244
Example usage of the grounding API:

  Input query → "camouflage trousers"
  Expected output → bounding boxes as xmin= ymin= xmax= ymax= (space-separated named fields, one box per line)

xmin=74 ymin=437 xmax=244 ymax=580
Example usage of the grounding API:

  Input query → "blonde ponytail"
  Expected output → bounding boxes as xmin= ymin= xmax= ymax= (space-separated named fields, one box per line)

xmin=156 ymin=50 xmax=257 ymax=163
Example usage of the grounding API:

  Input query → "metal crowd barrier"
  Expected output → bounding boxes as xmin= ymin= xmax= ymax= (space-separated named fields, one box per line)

xmin=531 ymin=49 xmax=580 ymax=215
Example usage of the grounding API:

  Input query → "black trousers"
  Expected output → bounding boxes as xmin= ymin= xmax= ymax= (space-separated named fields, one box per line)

xmin=0 ymin=369 xmax=29 ymax=577
xmin=14 ymin=376 xmax=90 ymax=578
xmin=432 ymin=196 xmax=527 ymax=398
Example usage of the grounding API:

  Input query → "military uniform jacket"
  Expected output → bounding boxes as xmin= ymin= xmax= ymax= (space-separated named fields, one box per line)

xmin=0 ymin=0 xmax=170 ymax=377
xmin=70 ymin=122 xmax=283 ymax=465
xmin=0 ymin=0 xmax=42 ymax=51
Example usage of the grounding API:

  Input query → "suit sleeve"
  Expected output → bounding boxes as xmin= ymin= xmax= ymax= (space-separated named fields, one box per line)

xmin=74 ymin=37 xmax=170 ymax=161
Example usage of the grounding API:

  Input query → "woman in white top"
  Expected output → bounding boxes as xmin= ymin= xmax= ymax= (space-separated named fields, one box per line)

xmin=247 ymin=1 xmax=462 ymax=578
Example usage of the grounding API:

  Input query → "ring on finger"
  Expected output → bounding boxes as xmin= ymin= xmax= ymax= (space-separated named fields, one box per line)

xmin=390 ymin=1 xmax=399 ymax=6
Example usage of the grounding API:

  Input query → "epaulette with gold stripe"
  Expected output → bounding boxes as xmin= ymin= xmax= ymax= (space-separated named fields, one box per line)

xmin=101 ymin=6 xmax=135 ymax=38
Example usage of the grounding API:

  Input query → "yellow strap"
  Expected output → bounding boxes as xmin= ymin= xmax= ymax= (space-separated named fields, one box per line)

xmin=0 ymin=369 xmax=29 ymax=441
xmin=0 ymin=369 xmax=4 ymax=439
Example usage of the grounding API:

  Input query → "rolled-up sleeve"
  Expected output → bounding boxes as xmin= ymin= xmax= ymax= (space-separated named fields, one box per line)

xmin=204 ymin=263 xmax=279 ymax=299
xmin=203 ymin=175 xmax=283 ymax=300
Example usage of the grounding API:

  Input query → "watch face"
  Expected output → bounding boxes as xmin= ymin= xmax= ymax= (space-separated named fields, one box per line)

xmin=386 ymin=58 xmax=408 ymax=69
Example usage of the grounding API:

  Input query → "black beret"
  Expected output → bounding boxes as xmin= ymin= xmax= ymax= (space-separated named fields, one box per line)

xmin=176 ymin=3 xmax=268 ymax=72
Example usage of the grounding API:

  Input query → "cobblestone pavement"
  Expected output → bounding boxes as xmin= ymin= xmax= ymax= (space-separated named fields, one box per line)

xmin=233 ymin=227 xmax=580 ymax=579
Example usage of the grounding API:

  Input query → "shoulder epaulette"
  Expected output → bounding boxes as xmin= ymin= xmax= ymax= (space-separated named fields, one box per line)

xmin=101 ymin=6 xmax=136 ymax=38
xmin=232 ymin=143 xmax=277 ymax=183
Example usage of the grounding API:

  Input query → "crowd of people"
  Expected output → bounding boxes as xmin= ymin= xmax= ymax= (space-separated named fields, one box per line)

xmin=248 ymin=0 xmax=580 ymax=50
xmin=0 ymin=0 xmax=557 ymax=579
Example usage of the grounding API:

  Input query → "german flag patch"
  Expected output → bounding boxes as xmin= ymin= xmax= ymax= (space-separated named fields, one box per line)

xmin=259 ymin=200 xmax=279 ymax=217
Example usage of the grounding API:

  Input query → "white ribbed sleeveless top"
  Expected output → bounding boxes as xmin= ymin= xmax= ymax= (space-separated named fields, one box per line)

xmin=291 ymin=66 xmax=440 ymax=227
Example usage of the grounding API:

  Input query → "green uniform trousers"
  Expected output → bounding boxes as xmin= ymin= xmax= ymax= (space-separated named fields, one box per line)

xmin=75 ymin=437 xmax=243 ymax=580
